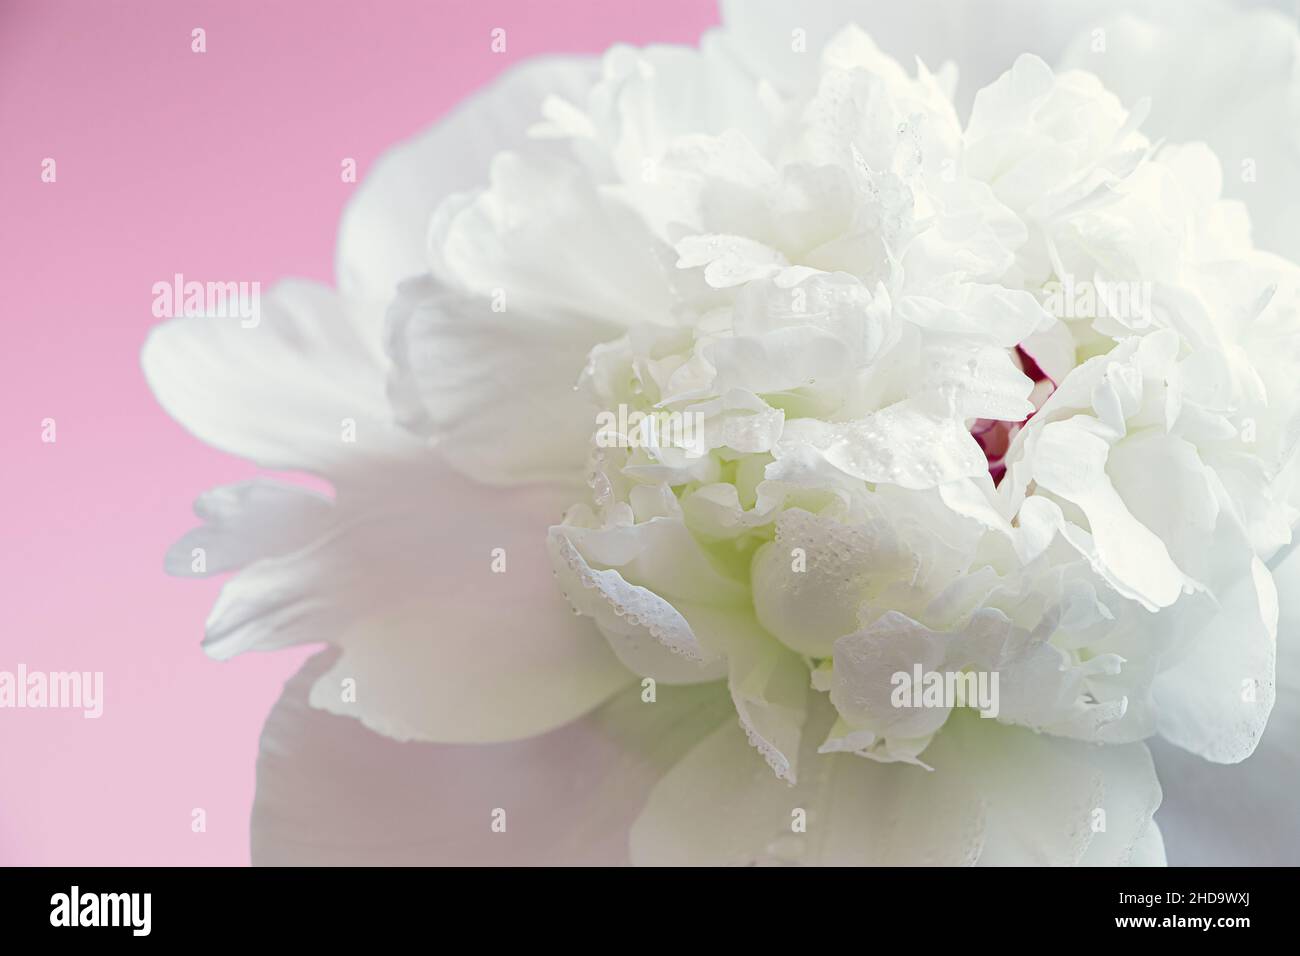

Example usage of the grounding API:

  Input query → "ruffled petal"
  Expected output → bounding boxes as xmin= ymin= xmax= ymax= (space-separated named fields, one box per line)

xmin=1058 ymin=1 xmax=1300 ymax=262
xmin=336 ymin=56 xmax=598 ymax=305
xmin=717 ymin=0 xmax=1142 ymax=110
xmin=385 ymin=276 xmax=606 ymax=485
xmin=549 ymin=517 xmax=809 ymax=780
xmin=430 ymin=147 xmax=675 ymax=328
xmin=1030 ymin=417 xmax=1192 ymax=610
xmin=547 ymin=525 xmax=730 ymax=683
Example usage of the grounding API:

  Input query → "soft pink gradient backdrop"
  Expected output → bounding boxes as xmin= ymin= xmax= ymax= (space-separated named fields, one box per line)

xmin=0 ymin=0 xmax=719 ymax=866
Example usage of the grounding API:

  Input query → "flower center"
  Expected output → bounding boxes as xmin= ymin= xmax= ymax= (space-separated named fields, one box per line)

xmin=975 ymin=346 xmax=1053 ymax=485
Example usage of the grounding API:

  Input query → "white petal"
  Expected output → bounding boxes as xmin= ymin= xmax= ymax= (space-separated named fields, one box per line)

xmin=386 ymin=276 xmax=606 ymax=484
xmin=896 ymin=285 xmax=1046 ymax=347
xmin=1150 ymin=499 xmax=1277 ymax=764
xmin=724 ymin=627 xmax=809 ymax=783
xmin=1058 ymin=2 xmax=1300 ymax=262
xmin=253 ymin=651 xmax=733 ymax=865
xmin=142 ymin=280 xmax=414 ymax=476
xmin=208 ymin=461 xmax=633 ymax=743
xmin=833 ymin=606 xmax=1129 ymax=747
xmin=952 ymin=711 xmax=1162 ymax=867
xmin=431 ymin=148 xmax=675 ymax=328
xmin=336 ymin=57 xmax=598 ymax=305
xmin=547 ymin=526 xmax=729 ymax=683
xmin=779 ymin=404 xmax=990 ymax=490
xmin=307 ymin=599 xmax=630 ymax=744
xmin=1150 ymin=541 xmax=1300 ymax=863
xmin=631 ymin=700 xmax=1161 ymax=865
xmin=717 ymin=0 xmax=1134 ymax=111
xmin=630 ymin=697 xmax=981 ymax=866
xmin=704 ymin=325 xmax=854 ymax=397
xmin=1031 ymin=417 xmax=1191 ymax=610
xmin=164 ymin=479 xmax=332 ymax=577
xmin=550 ymin=516 xmax=808 ymax=780
xmin=832 ymin=611 xmax=954 ymax=745
xmin=1125 ymin=820 xmax=1168 ymax=866
xmin=911 ymin=340 xmax=1035 ymax=422
xmin=750 ymin=508 xmax=913 ymax=657
xmin=676 ymin=233 xmax=787 ymax=288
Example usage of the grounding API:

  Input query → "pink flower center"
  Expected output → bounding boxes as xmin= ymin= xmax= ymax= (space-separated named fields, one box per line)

xmin=974 ymin=346 xmax=1054 ymax=485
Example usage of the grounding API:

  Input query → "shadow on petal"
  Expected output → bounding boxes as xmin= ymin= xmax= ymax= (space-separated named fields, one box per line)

xmin=252 ymin=650 xmax=732 ymax=865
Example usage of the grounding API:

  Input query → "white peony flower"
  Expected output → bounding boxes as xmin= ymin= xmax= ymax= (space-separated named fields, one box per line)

xmin=144 ymin=0 xmax=1300 ymax=865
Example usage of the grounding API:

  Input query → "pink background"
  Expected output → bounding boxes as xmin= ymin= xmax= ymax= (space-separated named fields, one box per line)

xmin=0 ymin=0 xmax=719 ymax=866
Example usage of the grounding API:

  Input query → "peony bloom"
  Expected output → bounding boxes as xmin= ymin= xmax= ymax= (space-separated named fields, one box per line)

xmin=144 ymin=0 xmax=1300 ymax=865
